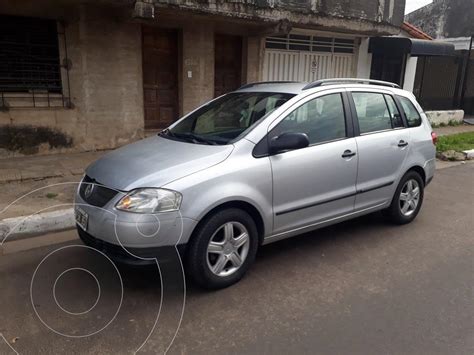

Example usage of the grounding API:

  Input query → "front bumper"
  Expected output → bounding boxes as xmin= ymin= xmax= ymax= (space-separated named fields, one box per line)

xmin=77 ymin=226 xmax=186 ymax=265
xmin=74 ymin=192 xmax=198 ymax=261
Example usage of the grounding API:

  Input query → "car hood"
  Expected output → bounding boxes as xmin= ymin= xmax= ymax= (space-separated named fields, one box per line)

xmin=86 ymin=135 xmax=234 ymax=191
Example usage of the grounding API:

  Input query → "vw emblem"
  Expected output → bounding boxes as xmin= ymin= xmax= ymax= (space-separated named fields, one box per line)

xmin=84 ymin=183 xmax=94 ymax=198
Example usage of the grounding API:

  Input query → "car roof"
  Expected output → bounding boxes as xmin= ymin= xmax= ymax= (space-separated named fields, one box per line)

xmin=234 ymin=80 xmax=410 ymax=97
xmin=235 ymin=82 xmax=307 ymax=94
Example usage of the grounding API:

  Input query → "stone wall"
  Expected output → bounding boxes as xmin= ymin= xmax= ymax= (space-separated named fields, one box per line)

xmin=405 ymin=0 xmax=474 ymax=39
xmin=153 ymin=0 xmax=404 ymax=35
xmin=68 ymin=5 xmax=144 ymax=150
xmin=181 ymin=25 xmax=215 ymax=115
xmin=0 ymin=0 xmax=406 ymax=157
xmin=246 ymin=37 xmax=265 ymax=84
xmin=0 ymin=4 xmax=144 ymax=156
xmin=425 ymin=110 xmax=465 ymax=126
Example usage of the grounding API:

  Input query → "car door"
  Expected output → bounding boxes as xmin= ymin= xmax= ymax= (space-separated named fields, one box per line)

xmin=268 ymin=90 xmax=358 ymax=235
xmin=348 ymin=89 xmax=410 ymax=210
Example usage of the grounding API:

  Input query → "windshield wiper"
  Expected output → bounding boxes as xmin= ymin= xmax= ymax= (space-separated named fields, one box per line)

xmin=159 ymin=130 xmax=219 ymax=145
xmin=159 ymin=129 xmax=192 ymax=142
xmin=158 ymin=129 xmax=175 ymax=138
xmin=184 ymin=133 xmax=219 ymax=145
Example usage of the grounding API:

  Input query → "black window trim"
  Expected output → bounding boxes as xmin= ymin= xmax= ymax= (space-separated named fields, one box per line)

xmin=253 ymin=90 xmax=353 ymax=158
xmin=347 ymin=90 xmax=409 ymax=137
xmin=382 ymin=94 xmax=404 ymax=129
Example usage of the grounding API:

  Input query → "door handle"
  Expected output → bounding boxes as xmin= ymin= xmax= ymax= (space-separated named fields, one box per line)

xmin=398 ymin=140 xmax=409 ymax=148
xmin=341 ymin=150 xmax=356 ymax=158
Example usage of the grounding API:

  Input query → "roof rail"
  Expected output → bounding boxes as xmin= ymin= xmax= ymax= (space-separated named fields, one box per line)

xmin=302 ymin=78 xmax=400 ymax=90
xmin=239 ymin=81 xmax=301 ymax=90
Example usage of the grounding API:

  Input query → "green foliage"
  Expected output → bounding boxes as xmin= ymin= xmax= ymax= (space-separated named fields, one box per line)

xmin=431 ymin=120 xmax=462 ymax=128
xmin=436 ymin=132 xmax=474 ymax=153
xmin=448 ymin=119 xmax=461 ymax=127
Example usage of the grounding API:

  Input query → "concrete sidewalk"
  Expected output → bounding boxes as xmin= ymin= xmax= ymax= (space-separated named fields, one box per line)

xmin=0 ymin=150 xmax=106 ymax=183
xmin=0 ymin=150 xmax=107 ymax=244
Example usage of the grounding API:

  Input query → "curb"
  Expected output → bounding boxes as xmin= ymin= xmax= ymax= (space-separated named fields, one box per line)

xmin=1 ymin=208 xmax=75 ymax=242
xmin=0 ymin=169 xmax=85 ymax=184
xmin=1 ymin=230 xmax=78 ymax=255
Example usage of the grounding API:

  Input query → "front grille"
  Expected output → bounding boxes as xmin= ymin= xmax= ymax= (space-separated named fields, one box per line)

xmin=79 ymin=175 xmax=119 ymax=207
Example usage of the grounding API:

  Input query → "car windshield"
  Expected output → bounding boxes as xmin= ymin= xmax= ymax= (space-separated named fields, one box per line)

xmin=160 ymin=92 xmax=295 ymax=145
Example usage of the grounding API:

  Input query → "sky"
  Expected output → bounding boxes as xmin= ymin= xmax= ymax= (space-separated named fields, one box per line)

xmin=405 ymin=0 xmax=433 ymax=14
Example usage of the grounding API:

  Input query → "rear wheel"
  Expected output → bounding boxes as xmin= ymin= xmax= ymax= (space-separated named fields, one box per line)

xmin=384 ymin=171 xmax=424 ymax=225
xmin=186 ymin=208 xmax=259 ymax=289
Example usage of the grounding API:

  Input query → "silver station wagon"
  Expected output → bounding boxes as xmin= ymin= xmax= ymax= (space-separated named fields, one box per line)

xmin=75 ymin=79 xmax=437 ymax=289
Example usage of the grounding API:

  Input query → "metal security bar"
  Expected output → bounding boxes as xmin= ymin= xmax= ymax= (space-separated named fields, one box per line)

xmin=266 ymin=34 xmax=355 ymax=54
xmin=0 ymin=15 xmax=71 ymax=109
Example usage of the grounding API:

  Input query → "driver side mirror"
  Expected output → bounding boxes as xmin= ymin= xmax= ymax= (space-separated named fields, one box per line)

xmin=269 ymin=132 xmax=310 ymax=155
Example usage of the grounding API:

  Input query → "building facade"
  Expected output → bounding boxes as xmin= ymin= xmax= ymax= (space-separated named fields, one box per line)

xmin=405 ymin=0 xmax=473 ymax=115
xmin=0 ymin=0 xmax=406 ymax=156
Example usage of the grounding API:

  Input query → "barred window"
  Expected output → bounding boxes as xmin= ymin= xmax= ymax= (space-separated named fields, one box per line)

xmin=266 ymin=35 xmax=355 ymax=54
xmin=0 ymin=15 xmax=62 ymax=93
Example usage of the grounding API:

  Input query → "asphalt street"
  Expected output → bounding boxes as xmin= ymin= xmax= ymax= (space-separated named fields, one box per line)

xmin=0 ymin=163 xmax=473 ymax=354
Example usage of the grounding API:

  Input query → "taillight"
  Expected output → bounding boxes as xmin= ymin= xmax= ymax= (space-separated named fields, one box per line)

xmin=431 ymin=132 xmax=438 ymax=145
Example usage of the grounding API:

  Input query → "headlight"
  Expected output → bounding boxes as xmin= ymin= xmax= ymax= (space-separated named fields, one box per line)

xmin=115 ymin=188 xmax=182 ymax=213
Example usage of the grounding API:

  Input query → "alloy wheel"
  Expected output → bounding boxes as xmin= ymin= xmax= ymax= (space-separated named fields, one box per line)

xmin=399 ymin=179 xmax=420 ymax=217
xmin=206 ymin=221 xmax=250 ymax=277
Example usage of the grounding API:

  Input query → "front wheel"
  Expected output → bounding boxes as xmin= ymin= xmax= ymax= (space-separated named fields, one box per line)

xmin=186 ymin=208 xmax=259 ymax=289
xmin=384 ymin=171 xmax=424 ymax=225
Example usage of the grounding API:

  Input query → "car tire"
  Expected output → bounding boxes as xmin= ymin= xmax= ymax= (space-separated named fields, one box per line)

xmin=384 ymin=170 xmax=425 ymax=225
xmin=186 ymin=208 xmax=259 ymax=289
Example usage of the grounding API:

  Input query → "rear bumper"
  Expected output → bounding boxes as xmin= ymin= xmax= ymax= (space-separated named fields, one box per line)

xmin=423 ymin=158 xmax=436 ymax=186
xmin=425 ymin=175 xmax=434 ymax=186
xmin=77 ymin=226 xmax=186 ymax=266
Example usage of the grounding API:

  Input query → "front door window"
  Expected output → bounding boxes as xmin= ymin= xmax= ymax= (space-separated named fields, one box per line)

xmin=272 ymin=93 xmax=347 ymax=145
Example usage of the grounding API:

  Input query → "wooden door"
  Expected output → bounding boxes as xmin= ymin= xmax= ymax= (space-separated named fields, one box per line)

xmin=214 ymin=34 xmax=242 ymax=97
xmin=142 ymin=27 xmax=179 ymax=130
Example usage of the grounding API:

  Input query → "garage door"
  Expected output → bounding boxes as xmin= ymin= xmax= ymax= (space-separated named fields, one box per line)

xmin=263 ymin=35 xmax=356 ymax=82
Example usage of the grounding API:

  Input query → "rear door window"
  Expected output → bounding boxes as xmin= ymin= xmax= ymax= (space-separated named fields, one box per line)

xmin=352 ymin=92 xmax=393 ymax=134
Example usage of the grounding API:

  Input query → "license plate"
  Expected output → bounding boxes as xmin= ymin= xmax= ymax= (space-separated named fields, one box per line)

xmin=75 ymin=207 xmax=88 ymax=231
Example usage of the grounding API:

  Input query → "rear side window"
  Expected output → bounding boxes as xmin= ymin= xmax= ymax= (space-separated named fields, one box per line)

xmin=398 ymin=96 xmax=422 ymax=127
xmin=352 ymin=92 xmax=393 ymax=134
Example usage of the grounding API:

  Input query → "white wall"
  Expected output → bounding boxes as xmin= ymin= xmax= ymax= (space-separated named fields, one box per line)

xmin=356 ymin=38 xmax=372 ymax=78
xmin=403 ymin=55 xmax=418 ymax=92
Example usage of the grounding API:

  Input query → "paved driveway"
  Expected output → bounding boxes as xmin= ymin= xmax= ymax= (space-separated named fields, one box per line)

xmin=1 ymin=164 xmax=473 ymax=354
